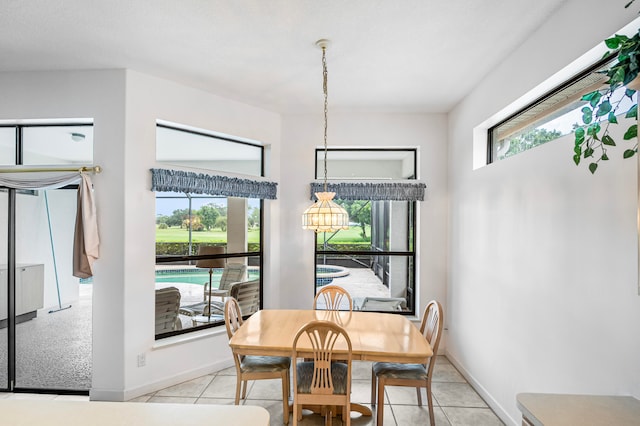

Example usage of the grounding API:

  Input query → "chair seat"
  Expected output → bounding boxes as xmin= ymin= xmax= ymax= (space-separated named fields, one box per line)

xmin=241 ymin=355 xmax=290 ymax=373
xmin=372 ymin=362 xmax=428 ymax=380
xmin=296 ymin=361 xmax=348 ymax=395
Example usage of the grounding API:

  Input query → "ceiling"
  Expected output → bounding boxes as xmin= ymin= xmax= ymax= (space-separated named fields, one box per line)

xmin=0 ymin=0 xmax=568 ymax=114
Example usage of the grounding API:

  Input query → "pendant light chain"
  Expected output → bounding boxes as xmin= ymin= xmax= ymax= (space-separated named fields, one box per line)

xmin=322 ymin=45 xmax=329 ymax=193
xmin=301 ymin=39 xmax=349 ymax=232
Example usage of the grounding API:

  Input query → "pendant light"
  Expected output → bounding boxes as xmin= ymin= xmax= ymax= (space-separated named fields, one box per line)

xmin=302 ymin=39 xmax=350 ymax=233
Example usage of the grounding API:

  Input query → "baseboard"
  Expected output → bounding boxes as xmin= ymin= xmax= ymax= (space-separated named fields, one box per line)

xmin=90 ymin=358 xmax=234 ymax=402
xmin=444 ymin=351 xmax=518 ymax=426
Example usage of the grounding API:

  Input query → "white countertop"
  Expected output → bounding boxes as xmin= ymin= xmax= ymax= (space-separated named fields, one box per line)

xmin=0 ymin=399 xmax=269 ymax=426
xmin=517 ymin=393 xmax=640 ymax=426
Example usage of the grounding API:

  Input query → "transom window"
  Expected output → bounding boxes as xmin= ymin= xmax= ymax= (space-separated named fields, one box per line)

xmin=489 ymin=57 xmax=637 ymax=162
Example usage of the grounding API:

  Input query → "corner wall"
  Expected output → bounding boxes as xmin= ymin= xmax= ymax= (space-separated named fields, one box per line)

xmin=0 ymin=69 xmax=282 ymax=400
xmin=448 ymin=1 xmax=640 ymax=423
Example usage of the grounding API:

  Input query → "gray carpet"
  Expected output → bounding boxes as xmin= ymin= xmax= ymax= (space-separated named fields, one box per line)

xmin=0 ymin=284 xmax=92 ymax=391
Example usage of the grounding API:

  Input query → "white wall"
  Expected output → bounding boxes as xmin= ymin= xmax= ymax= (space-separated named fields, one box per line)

xmin=279 ymin=112 xmax=448 ymax=321
xmin=0 ymin=69 xmax=282 ymax=400
xmin=448 ymin=1 xmax=640 ymax=423
xmin=120 ymin=70 xmax=281 ymax=400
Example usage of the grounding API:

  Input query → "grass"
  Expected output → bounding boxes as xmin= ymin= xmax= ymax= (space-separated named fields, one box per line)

xmin=156 ymin=225 xmax=371 ymax=244
xmin=315 ymin=225 xmax=372 ymax=244
xmin=156 ymin=226 xmax=261 ymax=243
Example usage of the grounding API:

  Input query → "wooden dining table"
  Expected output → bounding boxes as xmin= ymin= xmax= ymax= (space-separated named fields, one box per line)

xmin=228 ymin=309 xmax=433 ymax=417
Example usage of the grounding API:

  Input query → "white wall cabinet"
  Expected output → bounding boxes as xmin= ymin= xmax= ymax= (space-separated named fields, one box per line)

xmin=0 ymin=264 xmax=44 ymax=325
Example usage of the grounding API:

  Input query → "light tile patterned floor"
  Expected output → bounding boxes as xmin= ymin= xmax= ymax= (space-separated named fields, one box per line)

xmin=0 ymin=355 xmax=504 ymax=425
xmin=131 ymin=355 xmax=504 ymax=426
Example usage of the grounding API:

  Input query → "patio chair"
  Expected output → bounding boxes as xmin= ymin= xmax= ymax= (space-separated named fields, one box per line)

xmin=371 ymin=300 xmax=443 ymax=426
xmin=358 ymin=296 xmax=406 ymax=311
xmin=229 ymin=278 xmax=260 ymax=316
xmin=292 ymin=320 xmax=352 ymax=426
xmin=313 ymin=284 xmax=352 ymax=311
xmin=181 ymin=277 xmax=259 ymax=321
xmin=155 ymin=287 xmax=182 ymax=334
xmin=204 ymin=263 xmax=247 ymax=303
xmin=224 ymin=297 xmax=290 ymax=425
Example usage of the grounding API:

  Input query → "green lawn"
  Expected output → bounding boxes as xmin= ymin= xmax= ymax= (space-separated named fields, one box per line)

xmin=156 ymin=225 xmax=371 ymax=244
xmin=156 ymin=226 xmax=261 ymax=243
xmin=315 ymin=225 xmax=371 ymax=244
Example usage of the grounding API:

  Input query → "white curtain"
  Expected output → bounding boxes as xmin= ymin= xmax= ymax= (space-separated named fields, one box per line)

xmin=0 ymin=170 xmax=99 ymax=278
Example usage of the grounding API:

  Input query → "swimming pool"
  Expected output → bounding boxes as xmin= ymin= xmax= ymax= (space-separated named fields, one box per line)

xmin=81 ymin=265 xmax=349 ymax=286
xmin=315 ymin=264 xmax=350 ymax=286
xmin=155 ymin=268 xmax=260 ymax=285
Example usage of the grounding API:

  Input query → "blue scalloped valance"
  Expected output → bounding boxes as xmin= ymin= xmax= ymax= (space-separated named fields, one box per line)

xmin=310 ymin=181 xmax=425 ymax=201
xmin=151 ymin=168 xmax=277 ymax=199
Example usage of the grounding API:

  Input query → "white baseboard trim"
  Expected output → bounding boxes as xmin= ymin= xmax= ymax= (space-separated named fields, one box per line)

xmin=444 ymin=351 xmax=518 ymax=426
xmin=90 ymin=358 xmax=234 ymax=402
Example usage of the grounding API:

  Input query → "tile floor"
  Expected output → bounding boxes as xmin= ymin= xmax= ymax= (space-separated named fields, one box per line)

xmin=0 ymin=355 xmax=504 ymax=425
xmin=132 ymin=355 xmax=504 ymax=426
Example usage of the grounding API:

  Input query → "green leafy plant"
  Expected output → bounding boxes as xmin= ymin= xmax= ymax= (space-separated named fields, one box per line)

xmin=574 ymin=30 xmax=640 ymax=173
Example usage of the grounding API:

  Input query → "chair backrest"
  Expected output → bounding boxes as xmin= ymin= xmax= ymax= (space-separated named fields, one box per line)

xmin=229 ymin=279 xmax=260 ymax=316
xmin=313 ymin=285 xmax=353 ymax=311
xmin=224 ymin=297 xmax=244 ymax=368
xmin=419 ymin=300 xmax=443 ymax=374
xmin=203 ymin=263 xmax=248 ymax=299
xmin=219 ymin=263 xmax=248 ymax=290
xmin=292 ymin=320 xmax=352 ymax=395
xmin=155 ymin=287 xmax=182 ymax=334
xmin=224 ymin=297 xmax=243 ymax=340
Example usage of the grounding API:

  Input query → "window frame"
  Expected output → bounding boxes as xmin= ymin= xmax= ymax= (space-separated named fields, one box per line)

xmin=313 ymin=148 xmax=418 ymax=316
xmin=154 ymin=124 xmax=265 ymax=339
xmin=487 ymin=55 xmax=615 ymax=164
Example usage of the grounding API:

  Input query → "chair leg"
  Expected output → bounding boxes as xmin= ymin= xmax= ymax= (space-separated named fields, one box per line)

xmin=234 ymin=375 xmax=242 ymax=405
xmin=416 ymin=386 xmax=423 ymax=406
xmin=344 ymin=403 xmax=351 ymax=426
xmin=241 ymin=380 xmax=248 ymax=399
xmin=427 ymin=381 xmax=435 ymax=426
xmin=371 ymin=370 xmax=376 ymax=406
xmin=282 ymin=371 xmax=290 ymax=425
xmin=377 ymin=378 xmax=385 ymax=425
xmin=292 ymin=402 xmax=298 ymax=426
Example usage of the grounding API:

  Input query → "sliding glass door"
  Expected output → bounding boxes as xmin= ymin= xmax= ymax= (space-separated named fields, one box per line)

xmin=0 ymin=123 xmax=93 ymax=393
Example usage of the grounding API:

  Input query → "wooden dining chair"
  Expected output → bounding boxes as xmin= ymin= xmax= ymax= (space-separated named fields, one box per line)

xmin=313 ymin=285 xmax=353 ymax=311
xmin=371 ymin=300 xmax=443 ymax=425
xmin=224 ymin=297 xmax=291 ymax=425
xmin=292 ymin=320 xmax=353 ymax=426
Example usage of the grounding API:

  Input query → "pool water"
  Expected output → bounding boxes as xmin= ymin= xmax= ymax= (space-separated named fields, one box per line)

xmin=80 ymin=268 xmax=260 ymax=286
xmin=155 ymin=268 xmax=260 ymax=286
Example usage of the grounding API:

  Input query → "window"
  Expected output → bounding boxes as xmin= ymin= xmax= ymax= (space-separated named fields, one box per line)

xmin=313 ymin=149 xmax=417 ymax=314
xmin=488 ymin=57 xmax=637 ymax=162
xmin=154 ymin=124 xmax=264 ymax=339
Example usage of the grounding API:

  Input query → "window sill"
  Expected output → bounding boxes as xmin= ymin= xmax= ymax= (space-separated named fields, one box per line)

xmin=152 ymin=326 xmax=227 ymax=350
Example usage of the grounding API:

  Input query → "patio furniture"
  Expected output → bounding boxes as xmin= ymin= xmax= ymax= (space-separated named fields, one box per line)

xmin=155 ymin=287 xmax=182 ymax=334
xmin=356 ymin=296 xmax=406 ymax=311
xmin=313 ymin=284 xmax=352 ymax=311
xmin=228 ymin=278 xmax=260 ymax=316
xmin=224 ymin=297 xmax=290 ymax=425
xmin=182 ymin=279 xmax=261 ymax=323
xmin=204 ymin=263 xmax=247 ymax=303
xmin=292 ymin=320 xmax=353 ymax=426
xmin=371 ymin=300 xmax=443 ymax=426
